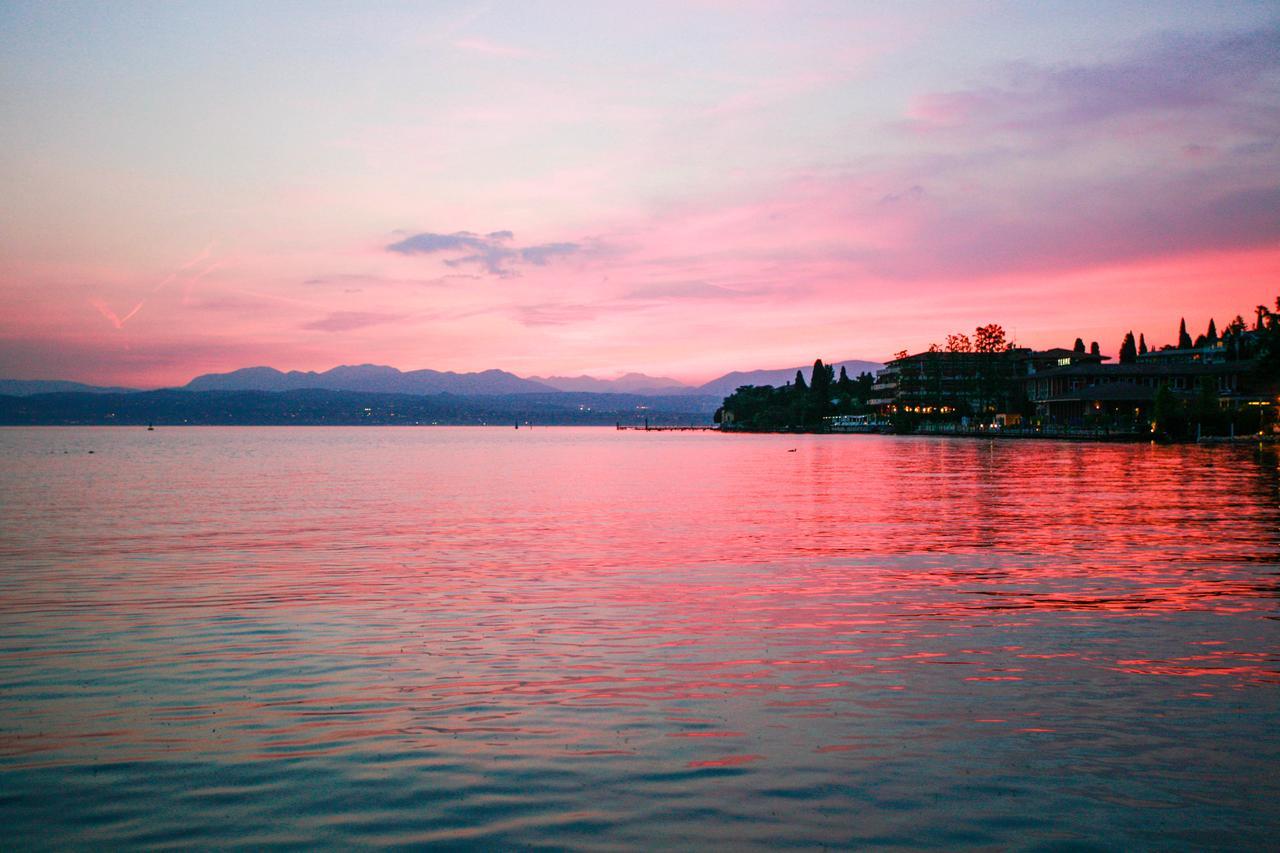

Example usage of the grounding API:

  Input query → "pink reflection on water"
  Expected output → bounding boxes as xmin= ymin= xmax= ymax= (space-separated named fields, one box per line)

xmin=688 ymin=754 xmax=765 ymax=768
xmin=0 ymin=427 xmax=1276 ymax=778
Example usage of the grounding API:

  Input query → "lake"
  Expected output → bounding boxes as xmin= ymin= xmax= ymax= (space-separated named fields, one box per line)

xmin=1 ymin=427 xmax=1277 ymax=849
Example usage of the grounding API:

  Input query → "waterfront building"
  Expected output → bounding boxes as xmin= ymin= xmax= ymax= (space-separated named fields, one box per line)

xmin=872 ymin=341 xmax=1274 ymax=432
xmin=871 ymin=348 xmax=1103 ymax=420
xmin=1026 ymin=336 xmax=1269 ymax=426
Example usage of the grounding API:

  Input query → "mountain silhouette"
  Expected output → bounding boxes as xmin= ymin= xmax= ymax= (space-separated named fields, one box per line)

xmin=183 ymin=364 xmax=553 ymax=395
xmin=695 ymin=359 xmax=882 ymax=398
xmin=3 ymin=357 xmax=884 ymax=402
xmin=527 ymin=372 xmax=688 ymax=394
xmin=0 ymin=379 xmax=138 ymax=396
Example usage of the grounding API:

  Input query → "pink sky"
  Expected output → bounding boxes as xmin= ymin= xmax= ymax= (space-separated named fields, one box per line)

xmin=1 ymin=3 xmax=1277 ymax=387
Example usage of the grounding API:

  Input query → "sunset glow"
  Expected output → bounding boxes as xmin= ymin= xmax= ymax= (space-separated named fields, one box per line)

xmin=2 ymin=2 xmax=1277 ymax=386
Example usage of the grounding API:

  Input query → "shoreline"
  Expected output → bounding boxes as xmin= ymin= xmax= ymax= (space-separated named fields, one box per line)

xmin=3 ymin=422 xmax=1276 ymax=446
xmin=720 ymin=426 xmax=1279 ymax=445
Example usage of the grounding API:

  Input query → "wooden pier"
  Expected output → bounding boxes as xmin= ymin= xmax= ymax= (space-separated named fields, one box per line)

xmin=616 ymin=423 xmax=718 ymax=431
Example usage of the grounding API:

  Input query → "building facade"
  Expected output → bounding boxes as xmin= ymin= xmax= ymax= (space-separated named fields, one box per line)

xmin=871 ymin=348 xmax=1103 ymax=421
xmin=871 ymin=341 xmax=1274 ymax=432
xmin=1025 ymin=350 xmax=1269 ymax=425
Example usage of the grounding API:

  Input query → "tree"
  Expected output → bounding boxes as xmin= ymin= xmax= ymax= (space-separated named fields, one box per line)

xmin=1207 ymin=318 xmax=1218 ymax=345
xmin=1152 ymin=383 xmax=1183 ymax=440
xmin=1178 ymin=318 xmax=1193 ymax=349
xmin=1119 ymin=331 xmax=1137 ymax=364
xmin=1223 ymin=316 xmax=1247 ymax=360
xmin=1138 ymin=333 xmax=1148 ymax=355
xmin=810 ymin=359 xmax=833 ymax=403
xmin=719 ymin=384 xmax=803 ymax=431
xmin=1090 ymin=341 xmax=1101 ymax=357
xmin=837 ymin=366 xmax=853 ymax=395
xmin=973 ymin=323 xmax=1008 ymax=353
xmin=946 ymin=334 xmax=972 ymax=353
xmin=1191 ymin=377 xmax=1222 ymax=436
xmin=855 ymin=372 xmax=874 ymax=399
xmin=1073 ymin=338 xmax=1086 ymax=353
xmin=793 ymin=370 xmax=807 ymax=392
xmin=1254 ymin=297 xmax=1280 ymax=383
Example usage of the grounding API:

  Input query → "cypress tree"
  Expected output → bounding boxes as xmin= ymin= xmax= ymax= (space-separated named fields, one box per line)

xmin=1207 ymin=318 xmax=1218 ymax=345
xmin=1178 ymin=318 xmax=1193 ymax=349
xmin=810 ymin=359 xmax=831 ymax=400
xmin=1138 ymin=333 xmax=1147 ymax=355
xmin=1090 ymin=341 xmax=1101 ymax=357
xmin=1073 ymin=338 xmax=1086 ymax=353
xmin=1119 ymin=331 xmax=1137 ymax=364
xmin=856 ymin=372 xmax=874 ymax=403
xmin=794 ymin=370 xmax=807 ymax=392
xmin=837 ymin=365 xmax=853 ymax=393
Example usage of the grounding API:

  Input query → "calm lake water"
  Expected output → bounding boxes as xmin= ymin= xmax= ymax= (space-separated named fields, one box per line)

xmin=1 ymin=427 xmax=1278 ymax=849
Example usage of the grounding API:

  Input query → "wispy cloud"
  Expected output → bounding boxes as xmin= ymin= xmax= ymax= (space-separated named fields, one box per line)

xmin=302 ymin=272 xmax=479 ymax=288
xmin=0 ymin=334 xmax=331 ymax=388
xmin=91 ymin=241 xmax=224 ymax=329
xmin=513 ymin=303 xmax=600 ymax=326
xmin=622 ymin=281 xmax=768 ymax=301
xmin=511 ymin=242 xmax=579 ymax=266
xmin=90 ymin=298 xmax=135 ymax=330
xmin=902 ymin=26 xmax=1279 ymax=135
xmin=300 ymin=311 xmax=404 ymax=332
xmin=453 ymin=37 xmax=537 ymax=59
xmin=385 ymin=231 xmax=507 ymax=254
xmin=387 ymin=230 xmax=581 ymax=276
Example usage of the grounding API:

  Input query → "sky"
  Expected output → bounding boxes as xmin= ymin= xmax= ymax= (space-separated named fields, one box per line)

xmin=1 ymin=1 xmax=1277 ymax=387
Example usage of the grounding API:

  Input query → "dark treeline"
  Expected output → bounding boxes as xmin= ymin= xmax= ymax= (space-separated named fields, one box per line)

xmin=1117 ymin=311 xmax=1267 ymax=364
xmin=1149 ymin=299 xmax=1280 ymax=440
xmin=714 ymin=360 xmax=875 ymax=430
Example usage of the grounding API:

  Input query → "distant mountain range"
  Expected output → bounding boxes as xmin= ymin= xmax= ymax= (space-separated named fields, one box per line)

xmin=531 ymin=360 xmax=883 ymax=397
xmin=0 ymin=358 xmax=883 ymax=401
xmin=0 ymin=379 xmax=139 ymax=396
xmin=528 ymin=372 xmax=688 ymax=394
xmin=182 ymin=364 xmax=551 ymax=395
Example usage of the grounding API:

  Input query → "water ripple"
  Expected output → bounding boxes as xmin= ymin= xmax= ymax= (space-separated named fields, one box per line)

xmin=1 ymin=427 xmax=1278 ymax=848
